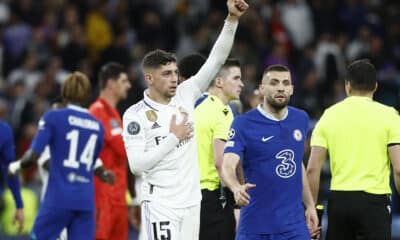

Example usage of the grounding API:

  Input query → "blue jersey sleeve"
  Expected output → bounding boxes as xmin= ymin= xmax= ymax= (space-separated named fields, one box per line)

xmin=224 ymin=117 xmax=245 ymax=160
xmin=0 ymin=123 xmax=23 ymax=208
xmin=31 ymin=111 xmax=54 ymax=155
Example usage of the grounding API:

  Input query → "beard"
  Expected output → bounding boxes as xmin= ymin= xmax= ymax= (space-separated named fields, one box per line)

xmin=266 ymin=96 xmax=290 ymax=111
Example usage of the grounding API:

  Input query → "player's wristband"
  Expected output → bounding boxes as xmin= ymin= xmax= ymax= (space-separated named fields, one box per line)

xmin=9 ymin=161 xmax=21 ymax=175
xmin=130 ymin=197 xmax=140 ymax=207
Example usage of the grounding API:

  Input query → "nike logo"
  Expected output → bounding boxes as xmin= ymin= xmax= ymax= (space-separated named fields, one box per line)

xmin=261 ymin=136 xmax=274 ymax=142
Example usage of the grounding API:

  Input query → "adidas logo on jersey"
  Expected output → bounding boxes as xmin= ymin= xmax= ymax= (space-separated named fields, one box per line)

xmin=151 ymin=122 xmax=161 ymax=129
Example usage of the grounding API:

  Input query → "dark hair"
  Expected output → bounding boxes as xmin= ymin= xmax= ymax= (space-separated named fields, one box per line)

xmin=263 ymin=64 xmax=290 ymax=76
xmin=346 ymin=59 xmax=376 ymax=91
xmin=178 ymin=53 xmax=206 ymax=79
xmin=142 ymin=49 xmax=177 ymax=70
xmin=209 ymin=58 xmax=241 ymax=87
xmin=61 ymin=72 xmax=91 ymax=105
xmin=216 ymin=58 xmax=241 ymax=78
xmin=98 ymin=62 xmax=126 ymax=90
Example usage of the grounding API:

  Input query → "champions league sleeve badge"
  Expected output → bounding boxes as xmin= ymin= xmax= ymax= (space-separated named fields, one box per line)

xmin=127 ymin=121 xmax=141 ymax=135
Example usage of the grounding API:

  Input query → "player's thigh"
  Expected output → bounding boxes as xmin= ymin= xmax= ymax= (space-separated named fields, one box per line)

xmin=326 ymin=192 xmax=355 ymax=240
xmin=95 ymin=201 xmax=112 ymax=239
xmin=181 ymin=204 xmax=200 ymax=240
xmin=279 ymin=228 xmax=311 ymax=240
xmin=360 ymin=193 xmax=391 ymax=240
xmin=110 ymin=205 xmax=129 ymax=240
xmin=141 ymin=201 xmax=181 ymax=240
xmin=221 ymin=204 xmax=236 ymax=240
xmin=68 ymin=210 xmax=95 ymax=240
xmin=31 ymin=206 xmax=72 ymax=240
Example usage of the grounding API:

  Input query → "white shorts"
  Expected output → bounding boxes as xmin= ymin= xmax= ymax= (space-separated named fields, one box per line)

xmin=141 ymin=201 xmax=200 ymax=240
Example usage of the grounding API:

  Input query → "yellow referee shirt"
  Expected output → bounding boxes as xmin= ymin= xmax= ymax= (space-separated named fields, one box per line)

xmin=195 ymin=95 xmax=234 ymax=191
xmin=311 ymin=96 xmax=400 ymax=194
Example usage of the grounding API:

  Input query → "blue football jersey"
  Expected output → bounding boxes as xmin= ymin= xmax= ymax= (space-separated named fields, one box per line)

xmin=30 ymin=105 xmax=104 ymax=211
xmin=225 ymin=105 xmax=309 ymax=234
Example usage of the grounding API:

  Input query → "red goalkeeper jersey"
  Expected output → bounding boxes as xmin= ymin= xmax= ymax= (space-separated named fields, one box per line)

xmin=89 ymin=97 xmax=127 ymax=206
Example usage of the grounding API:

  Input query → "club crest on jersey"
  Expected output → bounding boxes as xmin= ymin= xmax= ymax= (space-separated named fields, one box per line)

xmin=145 ymin=110 xmax=158 ymax=122
xmin=127 ymin=121 xmax=140 ymax=135
xmin=293 ymin=129 xmax=303 ymax=141
xmin=228 ymin=128 xmax=235 ymax=139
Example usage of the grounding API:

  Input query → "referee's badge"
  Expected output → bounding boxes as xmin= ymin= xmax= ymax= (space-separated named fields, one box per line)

xmin=145 ymin=110 xmax=158 ymax=122
xmin=293 ymin=129 xmax=302 ymax=141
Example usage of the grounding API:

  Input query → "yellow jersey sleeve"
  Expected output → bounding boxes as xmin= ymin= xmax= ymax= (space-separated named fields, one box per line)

xmin=213 ymin=107 xmax=233 ymax=141
xmin=311 ymin=110 xmax=329 ymax=148
xmin=387 ymin=108 xmax=400 ymax=144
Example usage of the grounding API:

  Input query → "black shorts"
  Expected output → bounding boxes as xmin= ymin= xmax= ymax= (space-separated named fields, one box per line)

xmin=200 ymin=188 xmax=236 ymax=240
xmin=327 ymin=191 xmax=391 ymax=240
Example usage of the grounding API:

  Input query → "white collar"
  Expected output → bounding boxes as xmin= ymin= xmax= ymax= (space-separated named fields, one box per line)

xmin=257 ymin=104 xmax=288 ymax=121
xmin=67 ymin=104 xmax=88 ymax=113
xmin=143 ymin=89 xmax=175 ymax=111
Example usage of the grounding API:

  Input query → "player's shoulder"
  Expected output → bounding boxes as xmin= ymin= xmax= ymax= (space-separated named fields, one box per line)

xmin=288 ymin=106 xmax=309 ymax=120
xmin=0 ymin=120 xmax=11 ymax=131
xmin=88 ymin=99 xmax=105 ymax=113
xmin=0 ymin=121 xmax=12 ymax=140
xmin=123 ymin=100 xmax=146 ymax=118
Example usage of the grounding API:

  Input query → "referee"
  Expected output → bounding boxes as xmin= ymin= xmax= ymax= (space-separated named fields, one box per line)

xmin=307 ymin=59 xmax=400 ymax=240
xmin=194 ymin=59 xmax=243 ymax=240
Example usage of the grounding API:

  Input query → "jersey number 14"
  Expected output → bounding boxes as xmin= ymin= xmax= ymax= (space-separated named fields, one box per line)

xmin=63 ymin=129 xmax=98 ymax=171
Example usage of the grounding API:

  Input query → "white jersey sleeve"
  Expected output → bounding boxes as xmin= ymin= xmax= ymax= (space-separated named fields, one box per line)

xmin=122 ymin=105 xmax=179 ymax=174
xmin=177 ymin=20 xmax=239 ymax=105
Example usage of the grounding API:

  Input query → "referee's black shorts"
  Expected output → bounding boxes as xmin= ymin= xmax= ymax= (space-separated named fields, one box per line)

xmin=327 ymin=191 xmax=391 ymax=240
xmin=199 ymin=188 xmax=236 ymax=240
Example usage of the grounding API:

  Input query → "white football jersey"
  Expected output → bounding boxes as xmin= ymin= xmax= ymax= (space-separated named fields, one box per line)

xmin=123 ymin=80 xmax=202 ymax=208
xmin=122 ymin=20 xmax=238 ymax=208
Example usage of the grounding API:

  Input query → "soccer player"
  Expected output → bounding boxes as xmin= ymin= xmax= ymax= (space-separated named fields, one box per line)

xmin=122 ymin=1 xmax=248 ymax=239
xmin=9 ymin=72 xmax=105 ymax=240
xmin=307 ymin=59 xmax=400 ymax=240
xmin=221 ymin=64 xmax=319 ymax=240
xmin=36 ymin=100 xmax=115 ymax=240
xmin=0 ymin=120 xmax=24 ymax=233
xmin=88 ymin=62 xmax=135 ymax=240
xmin=195 ymin=58 xmax=243 ymax=240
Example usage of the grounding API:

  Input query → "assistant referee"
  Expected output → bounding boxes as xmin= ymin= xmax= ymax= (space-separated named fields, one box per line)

xmin=307 ymin=59 xmax=400 ymax=240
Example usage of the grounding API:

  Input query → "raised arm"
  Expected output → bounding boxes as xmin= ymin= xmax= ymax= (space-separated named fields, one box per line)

xmin=189 ymin=0 xmax=248 ymax=93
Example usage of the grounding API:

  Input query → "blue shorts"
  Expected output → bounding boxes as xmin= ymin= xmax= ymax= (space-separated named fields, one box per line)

xmin=31 ymin=205 xmax=94 ymax=240
xmin=236 ymin=229 xmax=310 ymax=240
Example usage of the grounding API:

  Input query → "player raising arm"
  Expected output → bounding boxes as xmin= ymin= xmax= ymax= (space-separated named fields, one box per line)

xmin=122 ymin=1 xmax=248 ymax=239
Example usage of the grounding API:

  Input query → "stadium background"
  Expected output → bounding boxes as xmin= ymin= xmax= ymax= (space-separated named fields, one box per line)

xmin=0 ymin=0 xmax=399 ymax=239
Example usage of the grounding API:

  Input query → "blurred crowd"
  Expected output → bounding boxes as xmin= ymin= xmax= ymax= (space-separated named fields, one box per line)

xmin=0 ymin=0 xmax=400 ymax=236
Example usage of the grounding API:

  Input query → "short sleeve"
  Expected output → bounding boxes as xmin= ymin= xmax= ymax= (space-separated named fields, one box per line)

xmin=31 ymin=112 xmax=54 ymax=155
xmin=224 ymin=117 xmax=245 ymax=160
xmin=213 ymin=108 xmax=233 ymax=141
xmin=310 ymin=111 xmax=328 ymax=148
xmin=387 ymin=108 xmax=400 ymax=144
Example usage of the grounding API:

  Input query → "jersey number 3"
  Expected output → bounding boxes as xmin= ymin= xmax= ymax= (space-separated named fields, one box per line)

xmin=275 ymin=149 xmax=296 ymax=178
xmin=63 ymin=129 xmax=98 ymax=171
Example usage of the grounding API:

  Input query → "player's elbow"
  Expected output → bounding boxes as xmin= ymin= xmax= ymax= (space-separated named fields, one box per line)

xmin=128 ymin=160 xmax=146 ymax=175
